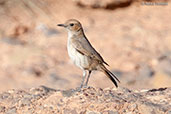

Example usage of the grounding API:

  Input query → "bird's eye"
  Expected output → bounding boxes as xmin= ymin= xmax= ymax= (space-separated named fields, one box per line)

xmin=70 ymin=23 xmax=74 ymax=26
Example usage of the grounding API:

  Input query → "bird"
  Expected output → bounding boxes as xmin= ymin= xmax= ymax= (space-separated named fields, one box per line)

xmin=57 ymin=19 xmax=120 ymax=88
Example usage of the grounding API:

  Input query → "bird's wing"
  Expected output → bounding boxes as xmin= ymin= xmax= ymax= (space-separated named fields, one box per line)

xmin=71 ymin=37 xmax=109 ymax=66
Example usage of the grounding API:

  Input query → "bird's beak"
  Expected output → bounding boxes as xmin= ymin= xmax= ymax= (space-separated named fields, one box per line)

xmin=57 ymin=24 xmax=66 ymax=27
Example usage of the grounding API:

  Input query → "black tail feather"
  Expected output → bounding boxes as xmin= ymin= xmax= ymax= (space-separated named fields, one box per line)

xmin=104 ymin=70 xmax=118 ymax=88
xmin=100 ymin=64 xmax=120 ymax=88
xmin=106 ymin=69 xmax=120 ymax=83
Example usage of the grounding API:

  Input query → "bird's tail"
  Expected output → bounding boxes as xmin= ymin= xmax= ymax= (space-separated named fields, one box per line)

xmin=100 ymin=65 xmax=120 ymax=88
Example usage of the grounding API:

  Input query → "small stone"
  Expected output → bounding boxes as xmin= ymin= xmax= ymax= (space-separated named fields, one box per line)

xmin=128 ymin=103 xmax=137 ymax=110
xmin=19 ymin=98 xmax=31 ymax=106
xmin=2 ymin=93 xmax=10 ymax=99
xmin=32 ymin=94 xmax=41 ymax=100
xmin=62 ymin=89 xmax=75 ymax=97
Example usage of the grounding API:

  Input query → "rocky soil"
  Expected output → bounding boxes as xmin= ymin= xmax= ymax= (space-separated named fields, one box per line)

xmin=0 ymin=86 xmax=170 ymax=114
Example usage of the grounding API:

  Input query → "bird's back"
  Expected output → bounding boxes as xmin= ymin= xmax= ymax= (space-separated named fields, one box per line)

xmin=75 ymin=34 xmax=109 ymax=66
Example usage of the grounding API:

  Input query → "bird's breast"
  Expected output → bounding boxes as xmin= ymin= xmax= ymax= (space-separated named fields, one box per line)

xmin=67 ymin=39 xmax=90 ymax=70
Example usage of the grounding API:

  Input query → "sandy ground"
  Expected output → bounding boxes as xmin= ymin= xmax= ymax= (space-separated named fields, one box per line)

xmin=0 ymin=86 xmax=170 ymax=114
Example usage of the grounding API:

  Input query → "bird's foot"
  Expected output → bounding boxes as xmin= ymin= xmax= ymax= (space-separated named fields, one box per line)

xmin=79 ymin=84 xmax=88 ymax=89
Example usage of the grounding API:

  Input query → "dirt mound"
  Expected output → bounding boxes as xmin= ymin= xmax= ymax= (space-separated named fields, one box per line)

xmin=0 ymin=86 xmax=170 ymax=114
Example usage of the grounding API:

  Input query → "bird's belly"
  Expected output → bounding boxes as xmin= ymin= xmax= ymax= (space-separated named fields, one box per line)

xmin=67 ymin=45 xmax=90 ymax=69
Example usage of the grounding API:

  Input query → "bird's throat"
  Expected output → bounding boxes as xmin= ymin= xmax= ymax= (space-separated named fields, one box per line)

xmin=68 ymin=29 xmax=84 ymax=39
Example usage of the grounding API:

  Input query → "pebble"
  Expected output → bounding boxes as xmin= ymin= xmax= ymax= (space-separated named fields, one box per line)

xmin=19 ymin=98 xmax=31 ymax=107
xmin=128 ymin=103 xmax=137 ymax=110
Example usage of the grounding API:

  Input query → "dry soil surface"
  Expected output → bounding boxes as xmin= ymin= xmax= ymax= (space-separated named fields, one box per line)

xmin=0 ymin=86 xmax=170 ymax=114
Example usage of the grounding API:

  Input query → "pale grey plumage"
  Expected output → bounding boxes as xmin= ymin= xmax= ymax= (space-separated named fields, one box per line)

xmin=57 ymin=19 xmax=120 ymax=88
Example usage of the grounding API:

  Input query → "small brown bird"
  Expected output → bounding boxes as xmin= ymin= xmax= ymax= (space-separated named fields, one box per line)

xmin=57 ymin=19 xmax=120 ymax=88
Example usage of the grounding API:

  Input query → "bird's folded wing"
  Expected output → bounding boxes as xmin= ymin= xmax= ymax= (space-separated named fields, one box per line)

xmin=72 ymin=38 xmax=109 ymax=66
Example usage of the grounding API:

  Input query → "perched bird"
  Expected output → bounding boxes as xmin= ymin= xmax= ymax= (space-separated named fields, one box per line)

xmin=57 ymin=19 xmax=120 ymax=88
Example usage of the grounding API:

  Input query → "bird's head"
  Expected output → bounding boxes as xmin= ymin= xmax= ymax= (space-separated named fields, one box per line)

xmin=57 ymin=19 xmax=83 ymax=34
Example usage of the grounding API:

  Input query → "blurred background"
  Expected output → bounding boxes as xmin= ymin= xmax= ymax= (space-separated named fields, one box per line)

xmin=0 ymin=0 xmax=170 ymax=91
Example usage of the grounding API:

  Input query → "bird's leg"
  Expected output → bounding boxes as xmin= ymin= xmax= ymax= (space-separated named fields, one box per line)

xmin=80 ymin=70 xmax=87 ymax=88
xmin=85 ymin=70 xmax=92 ymax=87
